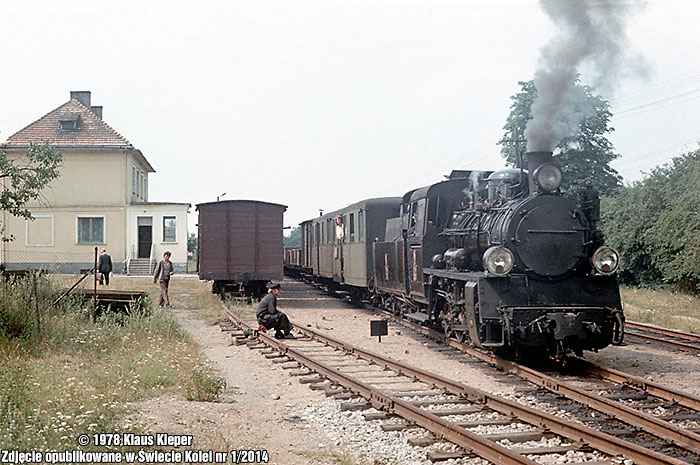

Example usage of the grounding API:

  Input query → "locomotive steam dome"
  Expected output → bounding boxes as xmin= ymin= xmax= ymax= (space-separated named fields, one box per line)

xmin=510 ymin=195 xmax=587 ymax=277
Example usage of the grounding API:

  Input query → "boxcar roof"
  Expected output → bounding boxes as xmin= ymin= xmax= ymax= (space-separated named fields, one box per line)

xmin=195 ymin=199 xmax=287 ymax=211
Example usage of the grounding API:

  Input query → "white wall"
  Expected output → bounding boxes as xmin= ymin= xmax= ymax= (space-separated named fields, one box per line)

xmin=126 ymin=204 xmax=189 ymax=272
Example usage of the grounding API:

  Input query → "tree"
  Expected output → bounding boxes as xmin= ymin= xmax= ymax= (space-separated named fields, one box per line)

xmin=283 ymin=226 xmax=301 ymax=248
xmin=187 ymin=232 xmax=197 ymax=254
xmin=498 ymin=80 xmax=622 ymax=197
xmin=601 ymin=148 xmax=700 ymax=292
xmin=1 ymin=142 xmax=62 ymax=241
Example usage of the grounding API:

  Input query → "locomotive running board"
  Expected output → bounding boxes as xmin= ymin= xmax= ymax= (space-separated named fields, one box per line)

xmin=406 ymin=312 xmax=430 ymax=323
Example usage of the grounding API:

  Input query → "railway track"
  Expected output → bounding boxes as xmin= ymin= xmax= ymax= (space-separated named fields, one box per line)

xmin=624 ymin=320 xmax=700 ymax=354
xmin=366 ymin=300 xmax=700 ymax=459
xmin=223 ymin=302 xmax=699 ymax=464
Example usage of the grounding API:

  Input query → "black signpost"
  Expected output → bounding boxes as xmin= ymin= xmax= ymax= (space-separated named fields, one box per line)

xmin=370 ymin=320 xmax=388 ymax=343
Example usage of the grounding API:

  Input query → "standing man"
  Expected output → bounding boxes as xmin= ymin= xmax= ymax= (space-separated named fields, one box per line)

xmin=153 ymin=251 xmax=174 ymax=307
xmin=97 ymin=248 xmax=112 ymax=286
xmin=256 ymin=283 xmax=295 ymax=339
xmin=335 ymin=215 xmax=345 ymax=282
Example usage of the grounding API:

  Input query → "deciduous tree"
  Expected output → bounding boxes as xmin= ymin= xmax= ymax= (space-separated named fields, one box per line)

xmin=498 ymin=80 xmax=622 ymax=197
xmin=0 ymin=142 xmax=62 ymax=241
xmin=601 ymin=148 xmax=700 ymax=292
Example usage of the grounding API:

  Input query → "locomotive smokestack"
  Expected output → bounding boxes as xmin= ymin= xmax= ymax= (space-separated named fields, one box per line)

xmin=527 ymin=151 xmax=553 ymax=194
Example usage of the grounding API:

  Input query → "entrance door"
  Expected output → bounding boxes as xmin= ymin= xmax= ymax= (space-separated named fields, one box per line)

xmin=137 ymin=217 xmax=153 ymax=258
xmin=332 ymin=215 xmax=345 ymax=283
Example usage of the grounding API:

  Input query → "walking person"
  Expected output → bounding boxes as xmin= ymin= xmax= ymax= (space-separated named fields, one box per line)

xmin=256 ymin=283 xmax=295 ymax=339
xmin=153 ymin=251 xmax=174 ymax=307
xmin=97 ymin=248 xmax=112 ymax=286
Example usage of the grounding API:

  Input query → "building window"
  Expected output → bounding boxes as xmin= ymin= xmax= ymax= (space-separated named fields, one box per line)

xmin=163 ymin=216 xmax=176 ymax=242
xmin=132 ymin=166 xmax=137 ymax=195
xmin=77 ymin=217 xmax=104 ymax=244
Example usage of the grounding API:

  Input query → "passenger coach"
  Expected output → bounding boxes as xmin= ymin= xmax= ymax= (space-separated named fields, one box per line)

xmin=301 ymin=198 xmax=401 ymax=300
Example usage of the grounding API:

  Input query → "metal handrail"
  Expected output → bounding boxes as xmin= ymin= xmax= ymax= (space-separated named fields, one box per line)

xmin=149 ymin=244 xmax=156 ymax=273
xmin=124 ymin=244 xmax=134 ymax=275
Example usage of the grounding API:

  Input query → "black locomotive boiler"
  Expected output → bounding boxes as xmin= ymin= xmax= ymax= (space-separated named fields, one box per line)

xmin=292 ymin=151 xmax=624 ymax=360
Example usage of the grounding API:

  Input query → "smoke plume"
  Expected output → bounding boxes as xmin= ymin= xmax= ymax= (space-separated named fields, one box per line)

xmin=525 ymin=0 xmax=647 ymax=152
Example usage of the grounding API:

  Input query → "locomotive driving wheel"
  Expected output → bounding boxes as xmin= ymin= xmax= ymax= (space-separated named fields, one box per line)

xmin=455 ymin=310 xmax=469 ymax=343
xmin=440 ymin=300 xmax=453 ymax=337
xmin=440 ymin=299 xmax=468 ymax=341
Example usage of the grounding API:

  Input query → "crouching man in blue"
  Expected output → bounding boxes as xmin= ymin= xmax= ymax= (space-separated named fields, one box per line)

xmin=256 ymin=283 xmax=295 ymax=339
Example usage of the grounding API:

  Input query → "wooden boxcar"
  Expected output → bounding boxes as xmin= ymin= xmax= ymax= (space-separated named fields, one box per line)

xmin=196 ymin=200 xmax=287 ymax=296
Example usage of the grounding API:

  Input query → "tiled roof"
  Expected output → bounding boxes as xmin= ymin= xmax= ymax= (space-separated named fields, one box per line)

xmin=2 ymin=98 xmax=133 ymax=148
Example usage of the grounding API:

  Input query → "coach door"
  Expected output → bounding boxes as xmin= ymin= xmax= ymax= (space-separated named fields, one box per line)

xmin=332 ymin=215 xmax=346 ymax=282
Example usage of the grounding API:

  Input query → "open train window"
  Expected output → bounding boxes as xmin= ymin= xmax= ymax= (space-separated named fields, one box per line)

xmin=406 ymin=199 xmax=426 ymax=236
xmin=342 ymin=215 xmax=347 ymax=241
xmin=402 ymin=203 xmax=410 ymax=230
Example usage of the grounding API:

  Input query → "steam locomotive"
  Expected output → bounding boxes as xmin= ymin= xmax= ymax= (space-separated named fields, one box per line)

xmin=290 ymin=151 xmax=624 ymax=359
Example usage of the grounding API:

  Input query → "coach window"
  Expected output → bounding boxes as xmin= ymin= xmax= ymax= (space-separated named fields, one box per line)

xmin=349 ymin=213 xmax=355 ymax=242
xmin=358 ymin=210 xmax=365 ymax=241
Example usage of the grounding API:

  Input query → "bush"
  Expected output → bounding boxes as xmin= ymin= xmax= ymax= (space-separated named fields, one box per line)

xmin=601 ymin=148 xmax=700 ymax=293
xmin=186 ymin=366 xmax=226 ymax=402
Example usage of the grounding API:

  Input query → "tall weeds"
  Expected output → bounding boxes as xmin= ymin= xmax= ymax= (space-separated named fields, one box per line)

xmin=0 ymin=274 xmax=203 ymax=450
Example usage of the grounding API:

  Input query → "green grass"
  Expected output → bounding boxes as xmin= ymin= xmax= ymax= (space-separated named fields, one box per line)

xmin=622 ymin=285 xmax=700 ymax=334
xmin=0 ymin=275 xmax=207 ymax=450
xmin=186 ymin=366 xmax=227 ymax=402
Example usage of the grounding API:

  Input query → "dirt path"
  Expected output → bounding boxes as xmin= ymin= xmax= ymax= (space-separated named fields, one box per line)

xmin=132 ymin=302 xmax=341 ymax=464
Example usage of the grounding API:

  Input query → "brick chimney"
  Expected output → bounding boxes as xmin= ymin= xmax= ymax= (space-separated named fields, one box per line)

xmin=91 ymin=105 xmax=103 ymax=119
xmin=70 ymin=91 xmax=91 ymax=108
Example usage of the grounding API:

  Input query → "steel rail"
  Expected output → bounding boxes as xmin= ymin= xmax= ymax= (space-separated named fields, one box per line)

xmin=626 ymin=321 xmax=700 ymax=344
xmin=289 ymin=320 xmax=694 ymax=465
xmin=575 ymin=359 xmax=700 ymax=412
xmin=223 ymin=309 xmax=538 ymax=465
xmin=368 ymin=305 xmax=700 ymax=455
xmin=625 ymin=326 xmax=700 ymax=354
xmin=225 ymin=306 xmax=687 ymax=465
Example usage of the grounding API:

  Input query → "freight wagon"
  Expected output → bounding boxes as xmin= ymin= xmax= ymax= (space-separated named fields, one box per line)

xmin=196 ymin=200 xmax=287 ymax=297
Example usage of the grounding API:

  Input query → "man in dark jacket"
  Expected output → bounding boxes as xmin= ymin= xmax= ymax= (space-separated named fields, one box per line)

xmin=97 ymin=249 xmax=113 ymax=286
xmin=256 ymin=283 xmax=295 ymax=339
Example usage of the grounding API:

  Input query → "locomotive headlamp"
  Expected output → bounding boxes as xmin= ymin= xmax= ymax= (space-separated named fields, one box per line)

xmin=483 ymin=246 xmax=515 ymax=276
xmin=592 ymin=246 xmax=620 ymax=275
xmin=533 ymin=163 xmax=563 ymax=192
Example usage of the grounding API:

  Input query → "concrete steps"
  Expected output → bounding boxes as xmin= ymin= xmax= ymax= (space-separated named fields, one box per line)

xmin=128 ymin=258 xmax=154 ymax=276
